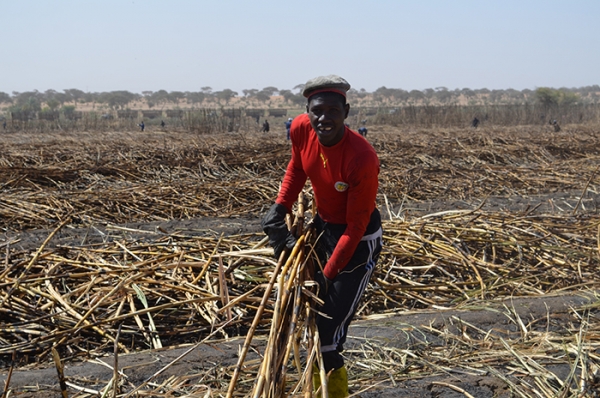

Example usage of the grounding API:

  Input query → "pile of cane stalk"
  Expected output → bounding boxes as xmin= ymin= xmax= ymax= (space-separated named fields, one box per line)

xmin=228 ymin=194 xmax=329 ymax=397
xmin=1 ymin=208 xmax=599 ymax=363
xmin=2 ymin=126 xmax=600 ymax=396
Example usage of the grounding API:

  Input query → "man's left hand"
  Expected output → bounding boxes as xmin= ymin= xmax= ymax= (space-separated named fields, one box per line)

xmin=315 ymin=270 xmax=333 ymax=295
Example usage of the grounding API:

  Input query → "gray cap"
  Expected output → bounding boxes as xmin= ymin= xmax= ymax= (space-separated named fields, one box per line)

xmin=302 ymin=75 xmax=351 ymax=98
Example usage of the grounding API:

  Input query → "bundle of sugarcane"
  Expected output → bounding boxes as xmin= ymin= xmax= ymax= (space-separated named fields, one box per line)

xmin=227 ymin=193 xmax=329 ymax=397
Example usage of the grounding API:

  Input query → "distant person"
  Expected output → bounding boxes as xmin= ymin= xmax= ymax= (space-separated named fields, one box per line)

xmin=138 ymin=121 xmax=145 ymax=132
xmin=261 ymin=119 xmax=270 ymax=133
xmin=551 ymin=119 xmax=561 ymax=132
xmin=285 ymin=117 xmax=293 ymax=140
xmin=471 ymin=117 xmax=480 ymax=128
xmin=160 ymin=120 xmax=165 ymax=128
xmin=2 ymin=120 xmax=6 ymax=130
xmin=358 ymin=126 xmax=368 ymax=137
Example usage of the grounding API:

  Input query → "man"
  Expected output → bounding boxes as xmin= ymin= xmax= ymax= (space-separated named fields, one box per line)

xmin=285 ymin=117 xmax=293 ymax=140
xmin=261 ymin=75 xmax=382 ymax=397
xmin=261 ymin=119 xmax=270 ymax=132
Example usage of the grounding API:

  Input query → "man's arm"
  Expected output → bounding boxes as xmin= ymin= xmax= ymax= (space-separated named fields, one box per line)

xmin=275 ymin=123 xmax=307 ymax=211
xmin=263 ymin=123 xmax=308 ymax=257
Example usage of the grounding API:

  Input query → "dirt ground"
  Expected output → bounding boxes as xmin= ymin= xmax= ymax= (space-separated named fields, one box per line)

xmin=0 ymin=285 xmax=595 ymax=397
xmin=2 ymin=195 xmax=599 ymax=397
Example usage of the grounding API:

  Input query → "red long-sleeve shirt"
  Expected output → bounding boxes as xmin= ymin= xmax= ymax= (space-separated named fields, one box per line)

xmin=276 ymin=113 xmax=380 ymax=279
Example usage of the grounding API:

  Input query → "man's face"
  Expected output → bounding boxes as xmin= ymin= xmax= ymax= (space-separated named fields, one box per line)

xmin=306 ymin=92 xmax=350 ymax=147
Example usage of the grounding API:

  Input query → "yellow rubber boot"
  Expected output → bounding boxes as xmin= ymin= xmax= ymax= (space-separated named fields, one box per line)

xmin=312 ymin=363 xmax=322 ymax=393
xmin=327 ymin=366 xmax=349 ymax=398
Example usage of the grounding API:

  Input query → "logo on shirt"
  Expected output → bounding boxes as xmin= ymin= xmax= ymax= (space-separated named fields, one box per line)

xmin=334 ymin=181 xmax=349 ymax=192
xmin=319 ymin=153 xmax=328 ymax=168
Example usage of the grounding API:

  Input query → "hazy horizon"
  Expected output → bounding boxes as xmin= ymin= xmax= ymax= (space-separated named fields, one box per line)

xmin=2 ymin=1 xmax=599 ymax=95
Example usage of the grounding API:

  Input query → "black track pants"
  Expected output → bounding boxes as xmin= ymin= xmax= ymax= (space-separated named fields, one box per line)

xmin=313 ymin=215 xmax=383 ymax=372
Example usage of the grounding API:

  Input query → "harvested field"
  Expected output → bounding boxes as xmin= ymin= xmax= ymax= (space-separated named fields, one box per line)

xmin=1 ymin=125 xmax=600 ymax=397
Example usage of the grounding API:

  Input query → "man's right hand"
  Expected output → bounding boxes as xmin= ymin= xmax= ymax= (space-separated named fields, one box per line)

xmin=261 ymin=203 xmax=297 ymax=258
xmin=314 ymin=269 xmax=333 ymax=297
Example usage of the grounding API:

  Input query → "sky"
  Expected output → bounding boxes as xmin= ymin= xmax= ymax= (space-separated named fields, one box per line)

xmin=2 ymin=0 xmax=599 ymax=95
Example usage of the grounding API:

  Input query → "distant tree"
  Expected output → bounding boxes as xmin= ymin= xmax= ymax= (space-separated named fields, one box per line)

xmin=242 ymin=89 xmax=258 ymax=97
xmin=522 ymin=89 xmax=533 ymax=101
xmin=434 ymin=88 xmax=451 ymax=103
xmin=46 ymin=98 xmax=61 ymax=111
xmin=293 ymin=84 xmax=305 ymax=93
xmin=423 ymin=88 xmax=435 ymax=98
xmin=44 ymin=89 xmax=58 ymax=101
xmin=488 ymin=89 xmax=504 ymax=103
xmin=0 ymin=92 xmax=12 ymax=104
xmin=12 ymin=91 xmax=43 ymax=112
xmin=347 ymin=88 xmax=367 ymax=100
xmin=150 ymin=90 xmax=169 ymax=108
xmin=357 ymin=88 xmax=371 ymax=99
xmin=408 ymin=90 xmax=425 ymax=102
xmin=185 ymin=91 xmax=206 ymax=105
xmin=215 ymin=89 xmax=238 ymax=104
xmin=254 ymin=91 xmax=271 ymax=102
xmin=460 ymin=88 xmax=476 ymax=99
xmin=586 ymin=85 xmax=600 ymax=103
xmin=261 ymin=86 xmax=279 ymax=96
xmin=44 ymin=89 xmax=69 ymax=106
xmin=98 ymin=90 xmax=139 ymax=110
xmin=201 ymin=87 xmax=212 ymax=94
xmin=61 ymin=105 xmax=76 ymax=117
xmin=536 ymin=87 xmax=580 ymax=110
xmin=142 ymin=91 xmax=154 ymax=108
xmin=24 ymin=97 xmax=42 ymax=113
xmin=535 ymin=87 xmax=561 ymax=108
xmin=168 ymin=91 xmax=185 ymax=105
xmin=279 ymin=89 xmax=305 ymax=106
xmin=373 ymin=86 xmax=390 ymax=102
xmin=560 ymin=90 xmax=580 ymax=106
xmin=391 ymin=88 xmax=409 ymax=102
xmin=279 ymin=89 xmax=292 ymax=100
xmin=13 ymin=90 xmax=43 ymax=106
xmin=83 ymin=92 xmax=96 ymax=104
xmin=64 ymin=89 xmax=86 ymax=103
xmin=290 ymin=95 xmax=306 ymax=106
xmin=505 ymin=88 xmax=524 ymax=102
xmin=9 ymin=92 xmax=42 ymax=119
xmin=56 ymin=92 xmax=70 ymax=105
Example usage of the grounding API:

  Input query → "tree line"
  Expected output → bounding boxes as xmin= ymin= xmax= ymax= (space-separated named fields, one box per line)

xmin=1 ymin=85 xmax=598 ymax=117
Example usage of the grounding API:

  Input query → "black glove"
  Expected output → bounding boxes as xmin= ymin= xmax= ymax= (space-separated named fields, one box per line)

xmin=261 ymin=203 xmax=297 ymax=258
xmin=314 ymin=269 xmax=333 ymax=296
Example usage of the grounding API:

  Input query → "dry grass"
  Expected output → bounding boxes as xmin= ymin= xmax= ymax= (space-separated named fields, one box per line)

xmin=1 ymin=125 xmax=600 ymax=397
